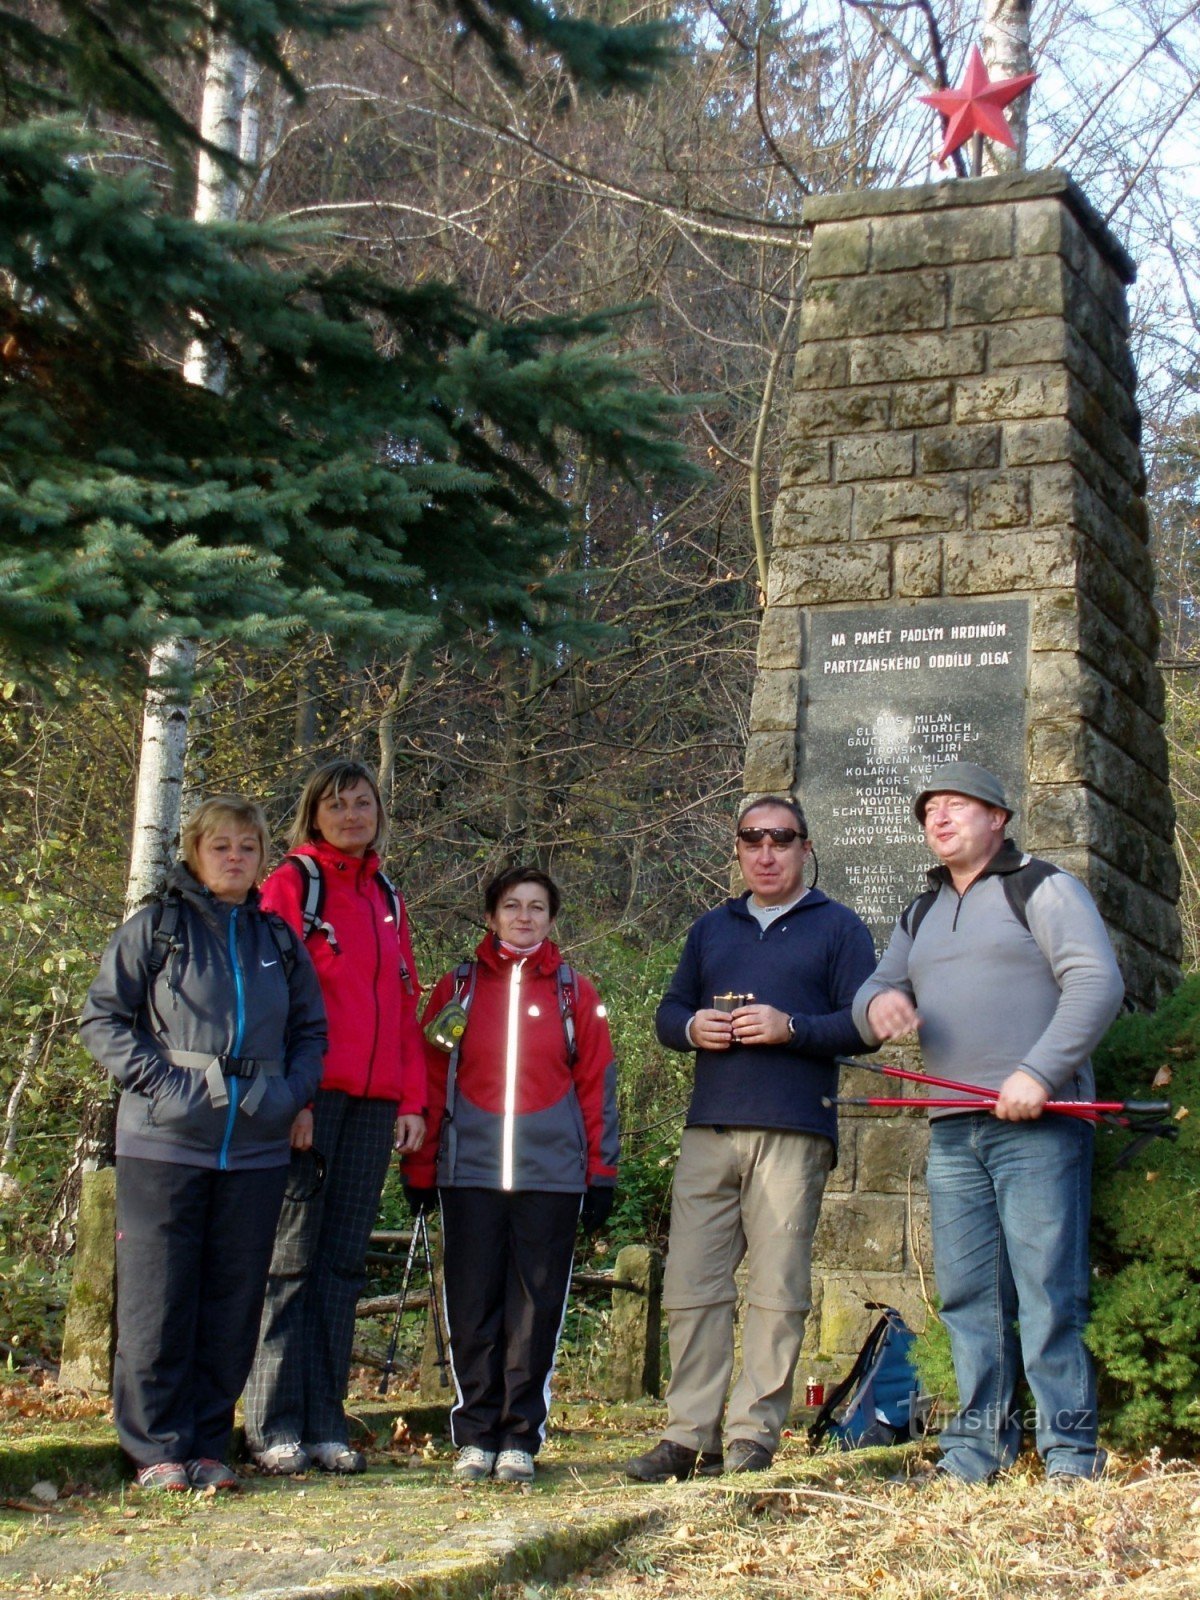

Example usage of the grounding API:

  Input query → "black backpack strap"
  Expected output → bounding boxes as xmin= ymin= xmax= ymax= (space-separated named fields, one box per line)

xmin=147 ymin=895 xmax=183 ymax=978
xmin=555 ymin=963 xmax=578 ymax=1067
xmin=441 ymin=961 xmax=478 ymax=1177
xmin=376 ymin=869 xmax=414 ymax=996
xmin=808 ymin=1312 xmax=890 ymax=1447
xmin=1003 ymin=855 xmax=1060 ymax=932
xmin=284 ymin=854 xmax=338 ymax=952
xmin=899 ymin=888 xmax=937 ymax=942
xmin=264 ymin=911 xmax=301 ymax=981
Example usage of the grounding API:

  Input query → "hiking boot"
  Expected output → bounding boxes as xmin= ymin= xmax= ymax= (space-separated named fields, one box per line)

xmin=696 ymin=1449 xmax=724 ymax=1476
xmin=453 ymin=1445 xmax=497 ymax=1481
xmin=186 ymin=1458 xmax=241 ymax=1491
xmin=135 ymin=1462 xmax=189 ymax=1492
xmin=622 ymin=1439 xmax=702 ymax=1482
xmin=724 ymin=1439 xmax=773 ymax=1474
xmin=305 ymin=1441 xmax=366 ymax=1475
xmin=494 ymin=1448 xmax=535 ymax=1483
xmin=253 ymin=1442 xmax=310 ymax=1476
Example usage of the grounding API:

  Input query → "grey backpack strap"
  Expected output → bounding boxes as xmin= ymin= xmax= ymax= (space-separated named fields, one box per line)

xmin=376 ymin=870 xmax=414 ymax=996
xmin=441 ymin=961 xmax=478 ymax=1178
xmin=285 ymin=854 xmax=338 ymax=952
xmin=555 ymin=963 xmax=578 ymax=1067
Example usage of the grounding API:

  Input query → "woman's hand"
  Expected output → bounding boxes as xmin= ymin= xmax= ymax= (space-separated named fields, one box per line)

xmin=394 ymin=1113 xmax=426 ymax=1153
xmin=290 ymin=1108 xmax=314 ymax=1150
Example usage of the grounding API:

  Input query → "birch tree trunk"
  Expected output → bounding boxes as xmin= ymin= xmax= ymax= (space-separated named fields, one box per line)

xmin=124 ymin=38 xmax=248 ymax=914
xmin=982 ymin=0 xmax=1033 ymax=172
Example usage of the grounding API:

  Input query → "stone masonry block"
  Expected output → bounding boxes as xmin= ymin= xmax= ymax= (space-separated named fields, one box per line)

xmin=1075 ymin=483 xmax=1156 ymax=593
xmin=1068 ymin=277 xmax=1134 ymax=377
xmin=1017 ymin=200 xmax=1132 ymax=323
xmin=772 ymin=484 xmax=854 ymax=547
xmin=870 ymin=205 xmax=1014 ymax=271
xmin=952 ymin=255 xmax=1068 ymax=325
xmin=1067 ymin=380 xmax=1143 ymax=488
xmin=1076 ymin=539 xmax=1159 ymax=655
xmin=895 ymin=538 xmax=942 ymax=597
xmin=1028 ymin=462 xmax=1078 ymax=527
xmin=1030 ymin=653 xmax=1168 ymax=781
xmin=812 ymin=1193 xmax=906 ymax=1272
xmin=825 ymin=1122 xmax=857 ymax=1194
xmin=748 ymin=669 xmax=800 ymax=733
xmin=792 ymin=342 xmax=851 ymax=389
xmin=808 ymin=218 xmax=871 ymax=278
xmin=956 ymin=370 xmax=1070 ymax=424
xmin=1030 ymin=592 xmax=1080 ymax=651
xmin=767 ymin=543 xmax=891 ymax=606
xmin=855 ymin=478 xmax=969 ymax=538
xmin=970 ymin=472 xmax=1030 ymax=529
xmin=988 ymin=317 xmax=1069 ymax=370
xmin=920 ymin=425 xmax=1001 ymax=474
xmin=788 ymin=386 xmax=890 ymax=438
xmin=742 ymin=731 xmax=796 ymax=793
xmin=1028 ymin=722 xmax=1174 ymax=838
xmin=816 ymin=1277 xmax=931 ymax=1363
xmin=801 ymin=271 xmax=949 ymax=341
xmin=848 ymin=330 xmax=986 ymax=385
xmin=780 ymin=437 xmax=832 ymax=487
xmin=1092 ymin=857 xmax=1181 ymax=956
xmin=943 ymin=529 xmax=1076 ymax=593
xmin=1077 ymin=594 xmax=1164 ymax=717
xmin=1027 ymin=786 xmax=1178 ymax=896
xmin=756 ymin=605 xmax=802 ymax=669
xmin=894 ymin=382 xmax=953 ymax=428
xmin=835 ymin=433 xmax=915 ymax=481
xmin=856 ymin=1119 xmax=929 ymax=1193
xmin=1004 ymin=419 xmax=1073 ymax=466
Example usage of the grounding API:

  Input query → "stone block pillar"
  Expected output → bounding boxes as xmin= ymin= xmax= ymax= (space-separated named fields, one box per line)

xmin=747 ymin=169 xmax=1181 ymax=1376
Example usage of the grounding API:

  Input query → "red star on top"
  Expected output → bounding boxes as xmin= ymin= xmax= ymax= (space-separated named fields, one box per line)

xmin=919 ymin=46 xmax=1038 ymax=164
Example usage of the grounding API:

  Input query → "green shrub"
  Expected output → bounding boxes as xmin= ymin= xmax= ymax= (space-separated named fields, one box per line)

xmin=1088 ymin=976 xmax=1200 ymax=1452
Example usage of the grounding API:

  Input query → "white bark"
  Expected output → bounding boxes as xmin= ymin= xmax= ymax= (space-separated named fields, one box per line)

xmin=126 ymin=34 xmax=248 ymax=911
xmin=982 ymin=0 xmax=1034 ymax=173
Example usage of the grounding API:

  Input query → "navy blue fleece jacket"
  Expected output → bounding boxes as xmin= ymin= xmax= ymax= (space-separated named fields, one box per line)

xmin=655 ymin=889 xmax=876 ymax=1151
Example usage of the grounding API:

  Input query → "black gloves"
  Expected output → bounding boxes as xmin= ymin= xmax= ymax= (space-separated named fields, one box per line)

xmin=579 ymin=1186 xmax=615 ymax=1234
xmin=403 ymin=1182 xmax=436 ymax=1217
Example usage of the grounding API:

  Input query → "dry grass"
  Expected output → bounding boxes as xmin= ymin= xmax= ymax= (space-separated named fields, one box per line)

xmin=527 ymin=1454 xmax=1200 ymax=1600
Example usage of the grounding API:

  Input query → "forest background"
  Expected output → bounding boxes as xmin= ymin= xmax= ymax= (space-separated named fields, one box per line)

xmin=1 ymin=0 xmax=1199 ymax=1370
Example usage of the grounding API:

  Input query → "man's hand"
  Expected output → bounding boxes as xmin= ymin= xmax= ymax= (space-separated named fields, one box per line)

xmin=992 ymin=1069 xmax=1049 ymax=1121
xmin=690 ymin=1009 xmax=736 ymax=1051
xmin=866 ymin=990 xmax=921 ymax=1042
xmin=394 ymin=1113 xmax=427 ymax=1153
xmin=289 ymin=1108 xmax=314 ymax=1150
xmin=730 ymin=1003 xmax=792 ymax=1046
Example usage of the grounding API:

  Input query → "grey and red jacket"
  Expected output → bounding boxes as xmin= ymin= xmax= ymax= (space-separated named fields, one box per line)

xmin=259 ymin=841 xmax=425 ymax=1112
xmin=406 ymin=935 xmax=619 ymax=1194
xmin=80 ymin=865 xmax=327 ymax=1170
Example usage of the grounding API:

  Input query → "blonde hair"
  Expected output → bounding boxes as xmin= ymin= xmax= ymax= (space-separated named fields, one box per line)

xmin=181 ymin=796 xmax=271 ymax=879
xmin=287 ymin=759 xmax=387 ymax=854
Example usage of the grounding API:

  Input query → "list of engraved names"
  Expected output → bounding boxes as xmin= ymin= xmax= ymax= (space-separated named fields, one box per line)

xmin=798 ymin=599 xmax=1030 ymax=946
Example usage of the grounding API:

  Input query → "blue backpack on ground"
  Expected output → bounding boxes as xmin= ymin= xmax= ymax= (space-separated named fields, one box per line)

xmin=808 ymin=1305 xmax=927 ymax=1449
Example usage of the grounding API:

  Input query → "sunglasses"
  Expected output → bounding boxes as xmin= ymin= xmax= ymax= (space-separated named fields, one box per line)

xmin=736 ymin=827 xmax=806 ymax=847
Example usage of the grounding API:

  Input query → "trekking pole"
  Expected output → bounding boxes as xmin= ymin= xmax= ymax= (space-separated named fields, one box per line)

xmin=829 ymin=1095 xmax=1106 ymax=1117
xmin=379 ymin=1221 xmax=422 ymax=1397
xmin=415 ymin=1209 xmax=451 ymax=1389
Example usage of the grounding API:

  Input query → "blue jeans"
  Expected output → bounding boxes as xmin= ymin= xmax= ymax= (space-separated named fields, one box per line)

xmin=927 ymin=1113 xmax=1105 ymax=1483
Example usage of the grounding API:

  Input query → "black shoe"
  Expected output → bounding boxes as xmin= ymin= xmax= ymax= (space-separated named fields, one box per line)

xmin=696 ymin=1449 xmax=724 ymax=1476
xmin=725 ymin=1439 xmax=773 ymax=1474
xmin=622 ymin=1439 xmax=702 ymax=1482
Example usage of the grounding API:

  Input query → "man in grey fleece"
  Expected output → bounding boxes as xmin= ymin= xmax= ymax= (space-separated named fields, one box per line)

xmin=852 ymin=762 xmax=1123 ymax=1484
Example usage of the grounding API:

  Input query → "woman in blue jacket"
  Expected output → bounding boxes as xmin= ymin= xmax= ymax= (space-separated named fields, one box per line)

xmin=80 ymin=796 xmax=326 ymax=1492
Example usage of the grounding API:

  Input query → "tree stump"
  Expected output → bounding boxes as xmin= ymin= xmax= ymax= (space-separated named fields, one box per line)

xmin=58 ymin=1167 xmax=117 ymax=1393
xmin=607 ymin=1244 xmax=662 ymax=1400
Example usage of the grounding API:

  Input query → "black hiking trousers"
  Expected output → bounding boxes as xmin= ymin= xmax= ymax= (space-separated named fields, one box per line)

xmin=114 ymin=1155 xmax=288 ymax=1467
xmin=440 ymin=1187 xmax=581 ymax=1455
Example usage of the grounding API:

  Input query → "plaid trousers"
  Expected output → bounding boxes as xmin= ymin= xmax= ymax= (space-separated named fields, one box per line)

xmin=243 ymin=1089 xmax=395 ymax=1449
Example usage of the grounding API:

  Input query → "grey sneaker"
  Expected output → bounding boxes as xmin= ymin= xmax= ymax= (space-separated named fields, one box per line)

xmin=724 ymin=1438 xmax=773 ymax=1474
xmin=494 ymin=1448 xmax=535 ymax=1482
xmin=305 ymin=1441 xmax=366 ymax=1474
xmin=622 ymin=1438 xmax=701 ymax=1482
xmin=253 ymin=1442 xmax=310 ymax=1476
xmin=454 ymin=1445 xmax=497 ymax=1480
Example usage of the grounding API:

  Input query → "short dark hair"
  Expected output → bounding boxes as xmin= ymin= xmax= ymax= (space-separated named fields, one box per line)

xmin=736 ymin=794 xmax=808 ymax=839
xmin=288 ymin=759 xmax=387 ymax=853
xmin=484 ymin=865 xmax=561 ymax=921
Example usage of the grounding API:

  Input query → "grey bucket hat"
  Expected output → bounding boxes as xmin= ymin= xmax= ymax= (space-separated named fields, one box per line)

xmin=914 ymin=761 xmax=1014 ymax=823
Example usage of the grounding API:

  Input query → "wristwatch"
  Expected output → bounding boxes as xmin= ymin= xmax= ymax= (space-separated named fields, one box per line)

xmin=786 ymin=1014 xmax=798 ymax=1042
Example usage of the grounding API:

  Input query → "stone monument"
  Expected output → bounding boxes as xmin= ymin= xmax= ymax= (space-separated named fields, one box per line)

xmin=745 ymin=169 xmax=1182 ymax=1380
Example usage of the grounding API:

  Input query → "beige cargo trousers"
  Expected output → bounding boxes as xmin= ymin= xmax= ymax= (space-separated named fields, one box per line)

xmin=661 ymin=1125 xmax=832 ymax=1455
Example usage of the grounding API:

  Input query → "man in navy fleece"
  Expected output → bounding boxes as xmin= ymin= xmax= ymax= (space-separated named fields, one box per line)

xmin=623 ymin=796 xmax=875 ymax=1480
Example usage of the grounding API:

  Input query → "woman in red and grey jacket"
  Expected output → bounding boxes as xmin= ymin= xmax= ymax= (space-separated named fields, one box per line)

xmin=244 ymin=759 xmax=425 ymax=1478
xmin=404 ymin=866 xmax=618 ymax=1484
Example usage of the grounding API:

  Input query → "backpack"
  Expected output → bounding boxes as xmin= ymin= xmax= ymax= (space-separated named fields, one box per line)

xmin=282 ymin=852 xmax=414 ymax=995
xmin=900 ymin=856 xmax=1060 ymax=942
xmin=808 ymin=1306 xmax=928 ymax=1449
xmin=146 ymin=893 xmax=301 ymax=982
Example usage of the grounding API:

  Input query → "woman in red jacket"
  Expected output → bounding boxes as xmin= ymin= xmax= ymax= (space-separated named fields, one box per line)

xmin=244 ymin=759 xmax=425 ymax=1476
xmin=404 ymin=866 xmax=619 ymax=1484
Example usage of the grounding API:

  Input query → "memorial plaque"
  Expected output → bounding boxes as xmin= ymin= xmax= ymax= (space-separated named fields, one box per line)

xmin=797 ymin=598 xmax=1030 ymax=946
